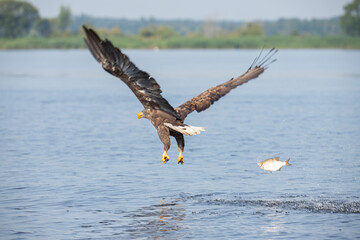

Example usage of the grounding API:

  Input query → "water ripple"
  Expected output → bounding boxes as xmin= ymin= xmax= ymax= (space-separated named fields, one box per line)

xmin=186 ymin=193 xmax=360 ymax=214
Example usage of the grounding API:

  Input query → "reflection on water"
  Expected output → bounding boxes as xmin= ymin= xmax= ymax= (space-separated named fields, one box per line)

xmin=125 ymin=199 xmax=186 ymax=239
xmin=120 ymin=193 xmax=360 ymax=238
xmin=260 ymin=213 xmax=286 ymax=234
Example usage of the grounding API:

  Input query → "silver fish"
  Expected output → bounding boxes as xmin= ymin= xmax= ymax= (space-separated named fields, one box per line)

xmin=257 ymin=157 xmax=291 ymax=172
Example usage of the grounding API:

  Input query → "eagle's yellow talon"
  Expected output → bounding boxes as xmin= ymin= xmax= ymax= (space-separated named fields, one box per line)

xmin=162 ymin=151 xmax=170 ymax=164
xmin=177 ymin=152 xmax=184 ymax=165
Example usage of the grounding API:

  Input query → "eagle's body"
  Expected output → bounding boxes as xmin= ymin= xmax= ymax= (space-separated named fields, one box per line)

xmin=83 ymin=26 xmax=277 ymax=164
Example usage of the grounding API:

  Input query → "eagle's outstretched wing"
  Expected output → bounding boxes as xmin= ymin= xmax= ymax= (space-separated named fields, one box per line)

xmin=175 ymin=48 xmax=278 ymax=120
xmin=83 ymin=25 xmax=180 ymax=119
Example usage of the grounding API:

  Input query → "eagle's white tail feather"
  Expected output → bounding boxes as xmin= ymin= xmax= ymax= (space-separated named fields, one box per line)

xmin=164 ymin=123 xmax=205 ymax=136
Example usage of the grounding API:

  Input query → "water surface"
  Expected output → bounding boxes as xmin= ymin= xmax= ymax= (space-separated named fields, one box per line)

xmin=0 ymin=49 xmax=359 ymax=239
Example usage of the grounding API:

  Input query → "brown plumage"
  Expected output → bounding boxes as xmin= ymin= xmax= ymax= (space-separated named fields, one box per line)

xmin=83 ymin=25 xmax=277 ymax=165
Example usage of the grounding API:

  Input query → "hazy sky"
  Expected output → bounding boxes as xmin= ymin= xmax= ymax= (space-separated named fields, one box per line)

xmin=27 ymin=0 xmax=350 ymax=21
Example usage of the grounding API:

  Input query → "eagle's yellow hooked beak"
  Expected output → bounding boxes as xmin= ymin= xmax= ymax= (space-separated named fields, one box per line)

xmin=137 ymin=111 xmax=144 ymax=119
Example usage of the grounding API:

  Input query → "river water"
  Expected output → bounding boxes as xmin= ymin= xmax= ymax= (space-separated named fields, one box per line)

xmin=0 ymin=49 xmax=359 ymax=239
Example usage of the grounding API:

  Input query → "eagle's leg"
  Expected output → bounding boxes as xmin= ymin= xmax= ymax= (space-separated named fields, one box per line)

xmin=162 ymin=151 xmax=170 ymax=164
xmin=158 ymin=126 xmax=171 ymax=164
xmin=178 ymin=151 xmax=184 ymax=165
xmin=174 ymin=132 xmax=185 ymax=165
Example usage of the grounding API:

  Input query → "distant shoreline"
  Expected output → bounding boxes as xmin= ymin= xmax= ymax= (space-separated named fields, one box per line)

xmin=1 ymin=35 xmax=359 ymax=49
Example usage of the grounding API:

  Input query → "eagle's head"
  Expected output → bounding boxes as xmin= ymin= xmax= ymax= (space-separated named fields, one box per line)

xmin=137 ymin=109 xmax=149 ymax=119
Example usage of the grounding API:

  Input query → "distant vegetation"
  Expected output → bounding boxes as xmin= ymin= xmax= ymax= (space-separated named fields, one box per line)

xmin=0 ymin=0 xmax=359 ymax=49
xmin=340 ymin=0 xmax=360 ymax=36
xmin=73 ymin=15 xmax=343 ymax=37
xmin=2 ymin=35 xmax=359 ymax=50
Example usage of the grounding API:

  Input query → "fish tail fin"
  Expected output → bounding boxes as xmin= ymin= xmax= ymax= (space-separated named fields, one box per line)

xmin=285 ymin=158 xmax=291 ymax=166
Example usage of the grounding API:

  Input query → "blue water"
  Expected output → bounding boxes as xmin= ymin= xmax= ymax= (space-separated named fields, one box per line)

xmin=0 ymin=49 xmax=359 ymax=239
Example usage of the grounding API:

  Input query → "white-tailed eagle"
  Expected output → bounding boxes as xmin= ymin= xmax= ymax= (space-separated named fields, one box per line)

xmin=83 ymin=25 xmax=277 ymax=165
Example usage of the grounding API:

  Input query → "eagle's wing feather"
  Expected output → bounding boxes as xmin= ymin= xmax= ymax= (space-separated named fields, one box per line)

xmin=175 ymin=48 xmax=277 ymax=120
xmin=83 ymin=25 xmax=180 ymax=119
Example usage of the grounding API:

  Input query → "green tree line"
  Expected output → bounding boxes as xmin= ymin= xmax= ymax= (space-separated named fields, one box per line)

xmin=0 ymin=0 xmax=359 ymax=47
xmin=340 ymin=0 xmax=360 ymax=36
xmin=0 ymin=0 xmax=269 ymax=39
xmin=0 ymin=0 xmax=72 ymax=38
